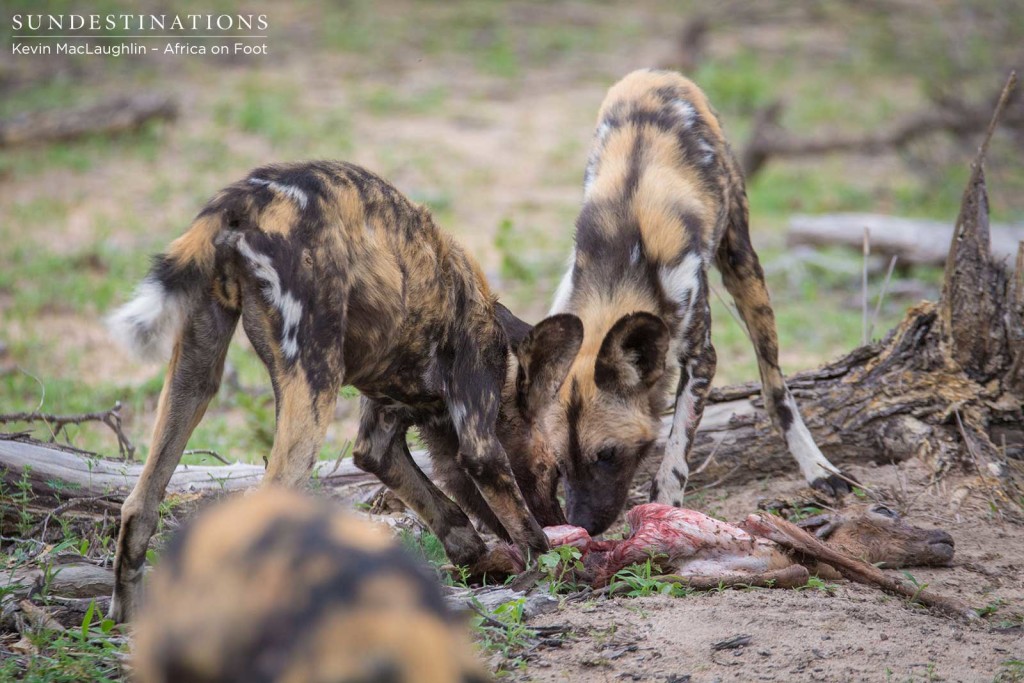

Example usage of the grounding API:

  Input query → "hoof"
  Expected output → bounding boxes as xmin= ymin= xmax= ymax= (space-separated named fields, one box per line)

xmin=810 ymin=473 xmax=854 ymax=497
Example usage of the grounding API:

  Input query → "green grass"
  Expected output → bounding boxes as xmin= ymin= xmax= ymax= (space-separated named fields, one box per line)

xmin=0 ymin=612 xmax=126 ymax=682
xmin=470 ymin=596 xmax=536 ymax=675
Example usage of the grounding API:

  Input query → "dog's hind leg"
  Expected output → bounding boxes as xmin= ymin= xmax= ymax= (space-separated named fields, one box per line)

xmin=110 ymin=300 xmax=238 ymax=622
xmin=261 ymin=368 xmax=341 ymax=488
xmin=716 ymin=192 xmax=848 ymax=495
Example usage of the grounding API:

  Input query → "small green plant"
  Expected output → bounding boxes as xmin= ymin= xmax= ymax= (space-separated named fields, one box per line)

xmin=787 ymin=505 xmax=824 ymax=522
xmin=978 ymin=598 xmax=1005 ymax=618
xmin=397 ymin=529 xmax=451 ymax=573
xmin=996 ymin=659 xmax=1024 ymax=683
xmin=798 ymin=575 xmax=838 ymax=595
xmin=14 ymin=466 xmax=37 ymax=536
xmin=537 ymin=545 xmax=583 ymax=594
xmin=607 ymin=559 xmax=691 ymax=598
xmin=471 ymin=597 xmax=535 ymax=674
xmin=901 ymin=570 xmax=929 ymax=606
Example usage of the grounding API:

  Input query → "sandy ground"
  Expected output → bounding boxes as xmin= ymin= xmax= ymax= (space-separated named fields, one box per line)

xmin=512 ymin=462 xmax=1024 ymax=683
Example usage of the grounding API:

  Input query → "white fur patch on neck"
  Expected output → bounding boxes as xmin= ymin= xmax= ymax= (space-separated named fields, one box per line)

xmin=658 ymin=252 xmax=703 ymax=314
xmin=549 ymin=248 xmax=577 ymax=315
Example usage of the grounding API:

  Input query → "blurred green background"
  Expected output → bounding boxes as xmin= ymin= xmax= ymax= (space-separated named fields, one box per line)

xmin=1 ymin=0 xmax=1021 ymax=463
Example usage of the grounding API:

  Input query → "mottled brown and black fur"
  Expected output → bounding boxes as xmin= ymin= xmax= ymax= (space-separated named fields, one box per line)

xmin=133 ymin=489 xmax=490 ymax=683
xmin=108 ymin=161 xmax=584 ymax=621
xmin=547 ymin=70 xmax=848 ymax=534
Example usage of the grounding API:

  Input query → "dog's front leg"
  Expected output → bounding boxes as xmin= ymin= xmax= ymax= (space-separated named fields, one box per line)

xmin=352 ymin=398 xmax=487 ymax=566
xmin=445 ymin=369 xmax=549 ymax=563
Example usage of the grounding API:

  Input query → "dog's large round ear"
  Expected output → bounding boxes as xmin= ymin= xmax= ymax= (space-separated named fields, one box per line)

xmin=515 ymin=314 xmax=584 ymax=418
xmin=594 ymin=312 xmax=670 ymax=393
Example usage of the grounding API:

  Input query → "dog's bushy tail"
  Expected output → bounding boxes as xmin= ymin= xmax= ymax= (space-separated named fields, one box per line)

xmin=106 ymin=213 xmax=223 ymax=362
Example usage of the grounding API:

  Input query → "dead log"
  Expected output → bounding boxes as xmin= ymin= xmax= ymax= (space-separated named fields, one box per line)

xmin=0 ymin=93 xmax=178 ymax=148
xmin=3 ymin=559 xmax=114 ymax=600
xmin=0 ymin=438 xmax=433 ymax=501
xmin=787 ymin=213 xmax=1024 ymax=267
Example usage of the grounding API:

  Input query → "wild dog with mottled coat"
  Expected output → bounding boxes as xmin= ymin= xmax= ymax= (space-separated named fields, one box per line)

xmin=547 ymin=69 xmax=849 ymax=534
xmin=134 ymin=489 xmax=490 ymax=683
xmin=107 ymin=161 xmax=584 ymax=621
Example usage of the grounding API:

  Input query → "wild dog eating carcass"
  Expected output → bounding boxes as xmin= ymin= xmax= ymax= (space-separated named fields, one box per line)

xmin=133 ymin=489 xmax=490 ymax=683
xmin=106 ymin=161 xmax=584 ymax=621
xmin=483 ymin=501 xmax=971 ymax=618
xmin=547 ymin=69 xmax=850 ymax=534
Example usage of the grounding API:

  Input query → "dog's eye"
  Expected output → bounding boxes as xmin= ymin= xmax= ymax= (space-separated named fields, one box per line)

xmin=596 ymin=448 xmax=617 ymax=464
xmin=872 ymin=505 xmax=897 ymax=518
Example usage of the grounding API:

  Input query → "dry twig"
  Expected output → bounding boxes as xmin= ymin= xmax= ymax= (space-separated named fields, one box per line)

xmin=741 ymin=81 xmax=1024 ymax=178
xmin=0 ymin=403 xmax=134 ymax=459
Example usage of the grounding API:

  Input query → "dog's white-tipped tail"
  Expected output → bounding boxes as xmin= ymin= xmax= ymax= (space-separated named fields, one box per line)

xmin=106 ymin=277 xmax=188 ymax=362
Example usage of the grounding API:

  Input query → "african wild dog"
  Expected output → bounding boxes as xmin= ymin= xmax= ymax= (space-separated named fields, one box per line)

xmin=546 ymin=69 xmax=850 ymax=534
xmin=107 ymin=161 xmax=584 ymax=621
xmin=133 ymin=489 xmax=490 ymax=683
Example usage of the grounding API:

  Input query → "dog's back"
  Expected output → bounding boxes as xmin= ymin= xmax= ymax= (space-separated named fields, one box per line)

xmin=133 ymin=489 xmax=489 ymax=683
xmin=108 ymin=161 xmax=493 ymax=390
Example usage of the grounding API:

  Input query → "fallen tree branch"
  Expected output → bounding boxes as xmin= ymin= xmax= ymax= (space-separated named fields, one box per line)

xmin=0 ymin=94 xmax=178 ymax=148
xmin=741 ymin=82 xmax=1023 ymax=178
xmin=182 ymin=449 xmax=233 ymax=466
xmin=3 ymin=561 xmax=115 ymax=602
xmin=0 ymin=438 xmax=431 ymax=501
xmin=0 ymin=403 xmax=134 ymax=459
xmin=24 ymin=494 xmax=120 ymax=540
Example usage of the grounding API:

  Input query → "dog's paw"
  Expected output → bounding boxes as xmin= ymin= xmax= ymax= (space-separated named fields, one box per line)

xmin=810 ymin=473 xmax=855 ymax=497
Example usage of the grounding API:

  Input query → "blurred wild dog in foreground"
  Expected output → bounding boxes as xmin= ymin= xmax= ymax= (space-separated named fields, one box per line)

xmin=134 ymin=489 xmax=490 ymax=683
xmin=547 ymin=69 xmax=850 ymax=534
xmin=107 ymin=161 xmax=584 ymax=621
